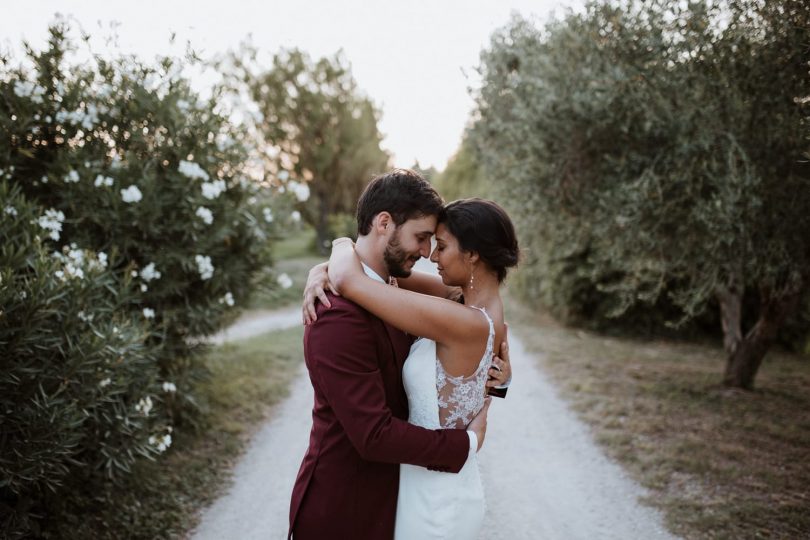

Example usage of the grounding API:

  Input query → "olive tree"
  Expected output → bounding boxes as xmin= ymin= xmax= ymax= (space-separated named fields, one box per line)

xmin=472 ymin=0 xmax=810 ymax=388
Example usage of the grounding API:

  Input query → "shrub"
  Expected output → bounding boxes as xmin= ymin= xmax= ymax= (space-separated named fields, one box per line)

xmin=0 ymin=181 xmax=169 ymax=538
xmin=0 ymin=23 xmax=276 ymax=423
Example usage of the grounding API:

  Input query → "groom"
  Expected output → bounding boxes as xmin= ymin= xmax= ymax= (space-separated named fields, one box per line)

xmin=288 ymin=169 xmax=510 ymax=539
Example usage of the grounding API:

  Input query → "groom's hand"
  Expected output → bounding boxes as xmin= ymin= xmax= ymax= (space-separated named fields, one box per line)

xmin=467 ymin=397 xmax=492 ymax=452
xmin=302 ymin=261 xmax=339 ymax=325
xmin=487 ymin=323 xmax=511 ymax=390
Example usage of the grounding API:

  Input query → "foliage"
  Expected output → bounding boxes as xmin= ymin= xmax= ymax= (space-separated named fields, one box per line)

xmin=433 ymin=135 xmax=491 ymax=202
xmin=232 ymin=48 xmax=390 ymax=252
xmin=472 ymin=0 xmax=810 ymax=386
xmin=0 ymin=22 xmax=281 ymax=538
xmin=0 ymin=23 xmax=277 ymax=423
xmin=0 ymin=182 xmax=167 ymax=538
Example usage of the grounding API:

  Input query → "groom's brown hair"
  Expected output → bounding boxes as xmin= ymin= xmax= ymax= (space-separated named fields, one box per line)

xmin=356 ymin=168 xmax=444 ymax=235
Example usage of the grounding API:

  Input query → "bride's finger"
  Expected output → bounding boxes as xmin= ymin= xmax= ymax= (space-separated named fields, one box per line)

xmin=316 ymin=286 xmax=331 ymax=308
xmin=327 ymin=279 xmax=341 ymax=296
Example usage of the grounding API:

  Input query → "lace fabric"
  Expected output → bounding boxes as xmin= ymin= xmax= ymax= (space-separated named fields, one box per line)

xmin=436 ymin=306 xmax=495 ymax=429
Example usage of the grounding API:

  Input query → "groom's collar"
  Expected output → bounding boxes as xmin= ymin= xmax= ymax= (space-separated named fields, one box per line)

xmin=361 ymin=262 xmax=386 ymax=284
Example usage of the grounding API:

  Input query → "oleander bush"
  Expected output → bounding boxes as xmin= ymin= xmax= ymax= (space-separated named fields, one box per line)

xmin=0 ymin=182 xmax=168 ymax=538
xmin=0 ymin=22 xmax=281 ymax=537
xmin=0 ymin=23 xmax=276 ymax=425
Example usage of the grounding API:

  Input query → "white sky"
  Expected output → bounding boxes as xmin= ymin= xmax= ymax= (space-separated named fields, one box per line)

xmin=1 ymin=0 xmax=582 ymax=170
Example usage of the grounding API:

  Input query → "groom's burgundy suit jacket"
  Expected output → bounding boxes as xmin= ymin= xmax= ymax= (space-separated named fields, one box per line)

xmin=288 ymin=293 xmax=470 ymax=540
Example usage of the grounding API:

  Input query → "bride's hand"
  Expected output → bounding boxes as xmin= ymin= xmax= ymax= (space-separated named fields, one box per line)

xmin=467 ymin=397 xmax=491 ymax=452
xmin=328 ymin=237 xmax=363 ymax=293
xmin=302 ymin=261 xmax=340 ymax=325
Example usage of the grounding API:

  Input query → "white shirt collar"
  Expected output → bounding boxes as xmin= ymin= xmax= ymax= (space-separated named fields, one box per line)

xmin=361 ymin=262 xmax=387 ymax=284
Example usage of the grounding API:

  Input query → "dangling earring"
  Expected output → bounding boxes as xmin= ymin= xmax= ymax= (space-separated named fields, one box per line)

xmin=469 ymin=265 xmax=475 ymax=290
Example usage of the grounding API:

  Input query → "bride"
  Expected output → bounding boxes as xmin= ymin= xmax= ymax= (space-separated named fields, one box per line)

xmin=322 ymin=198 xmax=519 ymax=540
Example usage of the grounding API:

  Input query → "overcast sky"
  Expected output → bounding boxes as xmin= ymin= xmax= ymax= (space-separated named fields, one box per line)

xmin=1 ymin=0 xmax=582 ymax=170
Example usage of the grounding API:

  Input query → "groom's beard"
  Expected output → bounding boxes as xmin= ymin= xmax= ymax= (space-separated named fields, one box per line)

xmin=384 ymin=231 xmax=420 ymax=279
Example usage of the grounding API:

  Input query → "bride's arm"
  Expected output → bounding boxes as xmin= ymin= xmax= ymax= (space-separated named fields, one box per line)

xmin=329 ymin=240 xmax=487 ymax=345
xmin=302 ymin=258 xmax=460 ymax=325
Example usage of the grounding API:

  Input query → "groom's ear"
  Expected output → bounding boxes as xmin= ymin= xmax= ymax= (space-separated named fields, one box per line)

xmin=373 ymin=212 xmax=394 ymax=235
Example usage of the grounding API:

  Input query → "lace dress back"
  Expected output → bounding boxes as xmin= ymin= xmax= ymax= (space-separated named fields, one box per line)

xmin=395 ymin=305 xmax=491 ymax=540
xmin=436 ymin=306 xmax=495 ymax=429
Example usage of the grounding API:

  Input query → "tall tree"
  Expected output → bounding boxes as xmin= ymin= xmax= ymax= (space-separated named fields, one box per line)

xmin=243 ymin=49 xmax=389 ymax=252
xmin=473 ymin=0 xmax=810 ymax=388
xmin=433 ymin=134 xmax=489 ymax=202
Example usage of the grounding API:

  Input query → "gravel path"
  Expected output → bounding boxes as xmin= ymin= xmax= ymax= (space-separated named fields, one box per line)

xmin=191 ymin=299 xmax=678 ymax=539
xmin=206 ymin=306 xmax=301 ymax=345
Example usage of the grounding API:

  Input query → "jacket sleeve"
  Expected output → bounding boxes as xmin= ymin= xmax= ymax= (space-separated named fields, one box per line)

xmin=307 ymin=301 xmax=470 ymax=473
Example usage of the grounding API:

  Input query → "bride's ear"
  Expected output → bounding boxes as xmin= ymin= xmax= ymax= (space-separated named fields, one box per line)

xmin=468 ymin=251 xmax=480 ymax=265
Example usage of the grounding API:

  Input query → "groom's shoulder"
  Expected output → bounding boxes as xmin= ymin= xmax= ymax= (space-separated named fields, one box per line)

xmin=314 ymin=293 xmax=376 ymax=323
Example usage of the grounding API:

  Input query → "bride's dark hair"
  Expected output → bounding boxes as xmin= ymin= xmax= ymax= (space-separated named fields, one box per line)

xmin=438 ymin=198 xmax=519 ymax=283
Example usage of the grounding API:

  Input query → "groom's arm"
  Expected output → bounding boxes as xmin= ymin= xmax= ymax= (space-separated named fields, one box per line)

xmin=306 ymin=300 xmax=472 ymax=473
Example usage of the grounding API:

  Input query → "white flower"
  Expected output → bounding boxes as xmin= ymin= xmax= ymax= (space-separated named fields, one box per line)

xmin=278 ymin=170 xmax=290 ymax=181
xmin=37 ymin=208 xmax=65 ymax=241
xmin=143 ymin=307 xmax=155 ymax=319
xmin=135 ymin=396 xmax=153 ymax=416
xmin=148 ymin=432 xmax=172 ymax=453
xmin=97 ymin=252 xmax=108 ymax=268
xmin=13 ymin=80 xmax=47 ymax=103
xmin=195 ymin=255 xmax=214 ymax=280
xmin=121 ymin=185 xmax=143 ymax=203
xmin=82 ymin=103 xmax=99 ymax=130
xmin=216 ymin=134 xmax=235 ymax=151
xmin=4 ymin=205 xmax=17 ymax=216
xmin=288 ymin=182 xmax=310 ymax=202
xmin=41 ymin=175 xmax=48 ymax=184
xmin=162 ymin=381 xmax=177 ymax=393
xmin=78 ymin=310 xmax=94 ymax=323
xmin=64 ymin=170 xmax=80 ymax=183
xmin=131 ymin=270 xmax=139 ymax=277
xmin=55 ymin=105 xmax=99 ymax=130
xmin=219 ymin=292 xmax=235 ymax=306
xmin=141 ymin=283 xmax=148 ymax=292
xmin=140 ymin=262 xmax=161 ymax=282
xmin=201 ymin=179 xmax=227 ymax=200
xmin=177 ymin=99 xmax=190 ymax=112
xmin=290 ymin=210 xmax=302 ymax=223
xmin=178 ymin=160 xmax=209 ymax=181
xmin=277 ymin=273 xmax=293 ymax=289
xmin=263 ymin=207 xmax=274 ymax=223
xmin=196 ymin=206 xmax=214 ymax=225
xmin=94 ymin=174 xmax=114 ymax=187
xmin=99 ymin=378 xmax=112 ymax=388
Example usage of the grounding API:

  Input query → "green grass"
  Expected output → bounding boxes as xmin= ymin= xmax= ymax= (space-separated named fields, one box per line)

xmin=248 ymin=228 xmax=324 ymax=310
xmin=273 ymin=227 xmax=318 ymax=260
xmin=48 ymin=326 xmax=305 ymax=540
xmin=508 ymin=298 xmax=810 ymax=539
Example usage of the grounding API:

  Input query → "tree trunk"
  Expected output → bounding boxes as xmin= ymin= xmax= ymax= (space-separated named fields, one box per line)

xmin=718 ymin=280 xmax=802 ymax=390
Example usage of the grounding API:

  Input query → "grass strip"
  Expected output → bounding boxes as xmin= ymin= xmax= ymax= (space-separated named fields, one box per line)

xmin=509 ymin=299 xmax=810 ymax=539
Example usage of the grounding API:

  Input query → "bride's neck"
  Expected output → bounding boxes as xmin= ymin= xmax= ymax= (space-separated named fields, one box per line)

xmin=461 ymin=269 xmax=499 ymax=308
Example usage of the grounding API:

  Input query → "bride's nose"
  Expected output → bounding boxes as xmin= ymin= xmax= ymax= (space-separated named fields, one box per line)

xmin=429 ymin=247 xmax=438 ymax=262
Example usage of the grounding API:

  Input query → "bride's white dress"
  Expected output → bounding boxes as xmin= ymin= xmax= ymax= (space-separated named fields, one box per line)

xmin=394 ymin=307 xmax=494 ymax=540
